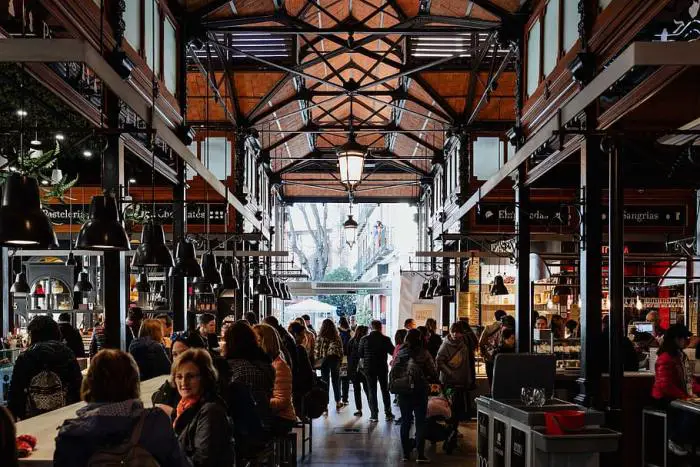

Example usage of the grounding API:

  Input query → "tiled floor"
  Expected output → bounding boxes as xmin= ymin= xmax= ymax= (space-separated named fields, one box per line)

xmin=296 ymin=388 xmax=477 ymax=466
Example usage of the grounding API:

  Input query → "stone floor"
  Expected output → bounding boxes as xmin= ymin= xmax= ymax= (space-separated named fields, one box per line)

xmin=296 ymin=387 xmax=477 ymax=466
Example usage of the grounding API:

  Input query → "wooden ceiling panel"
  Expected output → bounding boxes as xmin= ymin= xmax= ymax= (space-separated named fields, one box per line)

xmin=418 ymin=71 xmax=470 ymax=115
xmin=234 ymin=0 xmax=276 ymax=16
xmin=286 ymin=0 xmax=307 ymax=16
xmin=232 ymin=71 xmax=286 ymax=116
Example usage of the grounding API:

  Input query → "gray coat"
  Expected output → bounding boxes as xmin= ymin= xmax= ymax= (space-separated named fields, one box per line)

xmin=436 ymin=335 xmax=472 ymax=388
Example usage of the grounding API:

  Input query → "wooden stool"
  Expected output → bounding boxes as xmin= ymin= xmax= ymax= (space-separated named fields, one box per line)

xmin=642 ymin=407 xmax=668 ymax=467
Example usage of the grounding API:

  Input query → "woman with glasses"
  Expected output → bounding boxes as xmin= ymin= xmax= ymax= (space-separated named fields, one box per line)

xmin=153 ymin=331 xmax=206 ymax=413
xmin=171 ymin=348 xmax=234 ymax=467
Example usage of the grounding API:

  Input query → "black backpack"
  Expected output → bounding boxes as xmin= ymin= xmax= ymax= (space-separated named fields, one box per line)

xmin=25 ymin=367 xmax=67 ymax=417
xmin=304 ymin=377 xmax=329 ymax=419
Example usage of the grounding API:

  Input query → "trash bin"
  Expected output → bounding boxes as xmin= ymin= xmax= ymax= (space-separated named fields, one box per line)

xmin=531 ymin=427 xmax=621 ymax=467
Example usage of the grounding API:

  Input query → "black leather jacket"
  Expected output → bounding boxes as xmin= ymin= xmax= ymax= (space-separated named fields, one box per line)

xmin=172 ymin=395 xmax=234 ymax=467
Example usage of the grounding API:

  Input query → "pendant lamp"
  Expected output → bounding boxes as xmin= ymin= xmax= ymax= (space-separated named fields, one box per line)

xmin=10 ymin=271 xmax=30 ymax=294
xmin=201 ymin=251 xmax=222 ymax=285
xmin=131 ymin=220 xmax=174 ymax=268
xmin=425 ymin=278 xmax=438 ymax=299
xmin=418 ymin=281 xmax=428 ymax=300
xmin=337 ymin=135 xmax=365 ymax=187
xmin=193 ymin=276 xmax=213 ymax=295
xmin=74 ymin=271 xmax=94 ymax=292
xmin=282 ymin=283 xmax=292 ymax=301
xmin=65 ymin=252 xmax=77 ymax=267
xmin=135 ymin=273 xmax=150 ymax=293
xmin=490 ymin=275 xmax=509 ymax=296
xmin=272 ymin=278 xmax=282 ymax=298
xmin=256 ymin=275 xmax=271 ymax=295
xmin=169 ymin=240 xmax=203 ymax=277
xmin=0 ymin=173 xmax=58 ymax=248
xmin=75 ymin=194 xmax=131 ymax=251
xmin=344 ymin=214 xmax=358 ymax=248
xmin=219 ymin=259 xmax=239 ymax=291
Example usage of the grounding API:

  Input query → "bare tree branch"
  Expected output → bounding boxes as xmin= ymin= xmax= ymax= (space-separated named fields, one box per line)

xmin=286 ymin=207 xmax=312 ymax=278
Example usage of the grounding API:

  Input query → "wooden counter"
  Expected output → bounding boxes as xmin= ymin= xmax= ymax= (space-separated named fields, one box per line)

xmin=15 ymin=375 xmax=169 ymax=465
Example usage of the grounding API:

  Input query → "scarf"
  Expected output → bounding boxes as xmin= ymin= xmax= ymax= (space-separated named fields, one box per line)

xmin=174 ymin=396 xmax=201 ymax=427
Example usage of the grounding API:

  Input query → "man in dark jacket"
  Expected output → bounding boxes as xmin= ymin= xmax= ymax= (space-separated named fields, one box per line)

xmin=8 ymin=316 xmax=82 ymax=420
xmin=358 ymin=319 xmax=395 ymax=421
xmin=57 ymin=313 xmax=86 ymax=358
xmin=425 ymin=318 xmax=443 ymax=359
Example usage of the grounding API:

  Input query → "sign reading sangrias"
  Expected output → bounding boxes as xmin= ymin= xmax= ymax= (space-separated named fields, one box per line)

xmin=601 ymin=205 xmax=686 ymax=227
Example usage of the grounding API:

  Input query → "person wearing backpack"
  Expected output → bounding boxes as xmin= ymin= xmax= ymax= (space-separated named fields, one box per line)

xmin=393 ymin=329 xmax=439 ymax=463
xmin=478 ymin=309 xmax=507 ymax=387
xmin=7 ymin=315 xmax=82 ymax=421
xmin=54 ymin=349 xmax=190 ymax=466
xmin=171 ymin=349 xmax=234 ymax=467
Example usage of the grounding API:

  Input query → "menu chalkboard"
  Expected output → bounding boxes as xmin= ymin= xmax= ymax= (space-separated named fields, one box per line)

xmin=511 ymin=427 xmax=527 ymax=467
xmin=477 ymin=411 xmax=489 ymax=467
xmin=493 ymin=418 xmax=506 ymax=467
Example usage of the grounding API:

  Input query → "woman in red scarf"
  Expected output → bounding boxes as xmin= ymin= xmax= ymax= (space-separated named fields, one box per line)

xmin=171 ymin=349 xmax=234 ymax=466
xmin=651 ymin=324 xmax=700 ymax=457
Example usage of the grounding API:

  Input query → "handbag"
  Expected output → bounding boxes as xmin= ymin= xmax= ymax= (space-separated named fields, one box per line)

xmin=340 ymin=356 xmax=348 ymax=377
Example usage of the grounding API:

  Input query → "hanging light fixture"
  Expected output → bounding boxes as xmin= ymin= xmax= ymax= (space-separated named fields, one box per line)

xmin=219 ymin=258 xmax=239 ymax=292
xmin=344 ymin=204 xmax=358 ymax=248
xmin=74 ymin=271 xmax=94 ymax=292
xmin=10 ymin=271 xmax=30 ymax=294
xmin=131 ymin=221 xmax=174 ymax=268
xmin=337 ymin=96 xmax=366 ymax=187
xmin=169 ymin=239 xmax=203 ymax=277
xmin=0 ymin=173 xmax=59 ymax=248
xmin=201 ymin=251 xmax=222 ymax=285
xmin=75 ymin=194 xmax=131 ymax=251
xmin=418 ymin=281 xmax=429 ymax=300
xmin=490 ymin=275 xmax=509 ymax=296
xmin=425 ymin=278 xmax=438 ymax=299
xmin=282 ymin=282 xmax=292 ymax=301
xmin=256 ymin=274 xmax=272 ymax=295
xmin=135 ymin=272 xmax=150 ymax=293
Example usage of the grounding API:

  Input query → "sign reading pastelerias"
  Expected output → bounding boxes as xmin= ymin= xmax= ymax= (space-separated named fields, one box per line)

xmin=43 ymin=203 xmax=227 ymax=225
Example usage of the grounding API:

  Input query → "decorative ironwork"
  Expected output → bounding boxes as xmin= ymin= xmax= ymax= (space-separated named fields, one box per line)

xmin=654 ymin=0 xmax=700 ymax=42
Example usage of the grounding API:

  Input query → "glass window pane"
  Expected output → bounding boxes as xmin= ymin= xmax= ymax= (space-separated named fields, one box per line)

xmin=124 ymin=0 xmax=141 ymax=49
xmin=473 ymin=137 xmax=503 ymax=181
xmin=144 ymin=0 xmax=161 ymax=74
xmin=204 ymin=137 xmax=232 ymax=181
xmin=163 ymin=18 xmax=177 ymax=94
xmin=543 ymin=0 xmax=559 ymax=76
xmin=563 ymin=0 xmax=580 ymax=51
xmin=526 ymin=19 xmax=541 ymax=96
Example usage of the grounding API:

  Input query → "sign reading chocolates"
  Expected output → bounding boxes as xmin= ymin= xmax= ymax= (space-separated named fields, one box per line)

xmin=43 ymin=203 xmax=227 ymax=225
xmin=601 ymin=205 xmax=686 ymax=227
xmin=475 ymin=203 xmax=569 ymax=226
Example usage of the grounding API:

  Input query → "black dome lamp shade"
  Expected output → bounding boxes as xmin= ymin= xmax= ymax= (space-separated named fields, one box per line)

xmin=135 ymin=272 xmax=150 ymax=293
xmin=219 ymin=259 xmax=239 ymax=291
xmin=75 ymin=194 xmax=131 ymax=251
xmin=256 ymin=275 xmax=271 ymax=295
xmin=418 ymin=281 xmax=429 ymax=300
xmin=490 ymin=275 xmax=509 ymax=296
xmin=65 ymin=252 xmax=77 ymax=267
xmin=74 ymin=271 xmax=94 ymax=292
xmin=131 ymin=221 xmax=174 ymax=268
xmin=169 ymin=240 xmax=203 ymax=278
xmin=10 ymin=271 xmax=30 ymax=294
xmin=0 ymin=173 xmax=58 ymax=248
xmin=201 ymin=251 xmax=222 ymax=285
xmin=282 ymin=283 xmax=292 ymax=301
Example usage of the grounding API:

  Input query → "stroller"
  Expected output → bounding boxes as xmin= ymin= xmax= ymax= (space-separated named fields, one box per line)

xmin=424 ymin=386 xmax=459 ymax=454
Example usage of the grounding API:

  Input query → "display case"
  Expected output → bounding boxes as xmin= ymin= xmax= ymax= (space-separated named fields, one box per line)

xmin=532 ymin=330 xmax=581 ymax=370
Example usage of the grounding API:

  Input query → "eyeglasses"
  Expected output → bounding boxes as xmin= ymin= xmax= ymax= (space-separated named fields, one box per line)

xmin=175 ymin=372 xmax=201 ymax=382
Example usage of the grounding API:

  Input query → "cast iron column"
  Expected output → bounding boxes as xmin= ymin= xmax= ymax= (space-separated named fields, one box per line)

xmin=172 ymin=163 xmax=187 ymax=332
xmin=1 ymin=247 xmax=11 ymax=336
xmin=607 ymin=139 xmax=624 ymax=418
xmin=575 ymin=137 xmax=603 ymax=407
xmin=102 ymin=91 xmax=127 ymax=350
xmin=515 ymin=165 xmax=531 ymax=352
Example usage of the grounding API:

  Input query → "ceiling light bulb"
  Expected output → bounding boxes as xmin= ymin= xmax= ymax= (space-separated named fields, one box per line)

xmin=41 ymin=180 xmax=49 ymax=186
xmin=55 ymin=133 xmax=65 ymax=141
xmin=635 ymin=296 xmax=643 ymax=311
xmin=129 ymin=178 xmax=137 ymax=184
xmin=16 ymin=110 xmax=27 ymax=117
xmin=82 ymin=150 xmax=93 ymax=158
xmin=30 ymin=138 xmax=41 ymax=146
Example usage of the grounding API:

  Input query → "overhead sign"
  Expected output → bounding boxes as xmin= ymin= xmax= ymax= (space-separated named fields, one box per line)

xmin=475 ymin=203 xmax=569 ymax=226
xmin=601 ymin=205 xmax=686 ymax=227
xmin=43 ymin=203 xmax=227 ymax=225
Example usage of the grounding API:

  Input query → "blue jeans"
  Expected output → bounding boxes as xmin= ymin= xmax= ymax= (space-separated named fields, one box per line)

xmin=321 ymin=356 xmax=341 ymax=404
xmin=398 ymin=390 xmax=428 ymax=458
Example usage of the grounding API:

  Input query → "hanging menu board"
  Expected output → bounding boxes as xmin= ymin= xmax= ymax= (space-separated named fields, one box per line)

xmin=511 ymin=427 xmax=527 ymax=467
xmin=493 ymin=418 xmax=506 ymax=467
xmin=477 ymin=411 xmax=490 ymax=467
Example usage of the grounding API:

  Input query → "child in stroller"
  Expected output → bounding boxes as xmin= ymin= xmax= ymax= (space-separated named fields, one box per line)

xmin=425 ymin=385 xmax=459 ymax=454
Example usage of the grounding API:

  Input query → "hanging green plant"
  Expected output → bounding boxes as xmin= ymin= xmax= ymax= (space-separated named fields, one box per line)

xmin=0 ymin=141 xmax=79 ymax=204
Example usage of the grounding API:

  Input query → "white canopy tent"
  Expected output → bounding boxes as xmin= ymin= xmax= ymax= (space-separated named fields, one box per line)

xmin=283 ymin=299 xmax=337 ymax=330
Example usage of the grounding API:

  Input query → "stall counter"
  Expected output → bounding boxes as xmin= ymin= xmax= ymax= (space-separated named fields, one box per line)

xmin=15 ymin=375 xmax=169 ymax=465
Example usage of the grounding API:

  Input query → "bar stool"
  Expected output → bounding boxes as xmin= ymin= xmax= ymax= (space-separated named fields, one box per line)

xmin=273 ymin=431 xmax=298 ymax=466
xmin=642 ymin=407 xmax=668 ymax=467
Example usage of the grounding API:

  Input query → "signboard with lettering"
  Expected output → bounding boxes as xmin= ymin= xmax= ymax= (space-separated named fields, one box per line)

xmin=475 ymin=203 xmax=569 ymax=226
xmin=43 ymin=203 xmax=227 ymax=225
xmin=477 ymin=411 xmax=490 ymax=467
xmin=601 ymin=205 xmax=686 ymax=227
xmin=511 ymin=426 xmax=527 ymax=467
xmin=493 ymin=418 xmax=506 ymax=467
